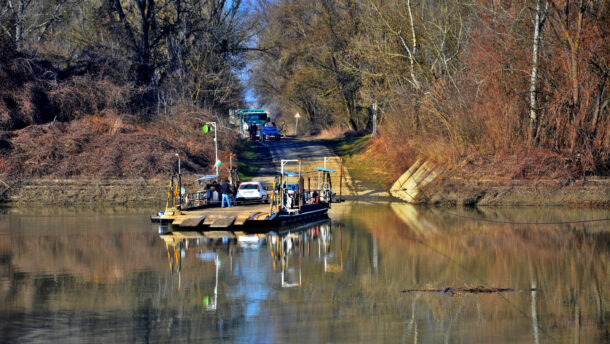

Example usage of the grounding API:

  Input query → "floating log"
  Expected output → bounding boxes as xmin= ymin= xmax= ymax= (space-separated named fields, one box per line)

xmin=401 ymin=286 xmax=537 ymax=296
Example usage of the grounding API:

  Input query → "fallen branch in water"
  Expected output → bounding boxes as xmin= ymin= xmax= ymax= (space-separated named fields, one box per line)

xmin=401 ymin=286 xmax=537 ymax=296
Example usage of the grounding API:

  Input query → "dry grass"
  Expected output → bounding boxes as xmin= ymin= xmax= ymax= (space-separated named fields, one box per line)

xmin=325 ymin=135 xmax=394 ymax=189
xmin=1 ymin=107 xmax=234 ymax=179
xmin=316 ymin=126 xmax=351 ymax=139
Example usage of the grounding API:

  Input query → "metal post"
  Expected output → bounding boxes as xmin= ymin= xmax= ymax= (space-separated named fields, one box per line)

xmin=229 ymin=153 xmax=233 ymax=184
xmin=175 ymin=154 xmax=181 ymax=208
xmin=170 ymin=175 xmax=175 ymax=207
xmin=372 ymin=102 xmax=377 ymax=137
xmin=206 ymin=122 xmax=218 ymax=176
xmin=298 ymin=161 xmax=302 ymax=210
xmin=278 ymin=173 xmax=282 ymax=212
xmin=214 ymin=123 xmax=218 ymax=176
xmin=281 ymin=160 xmax=286 ymax=211
xmin=321 ymin=157 xmax=326 ymax=192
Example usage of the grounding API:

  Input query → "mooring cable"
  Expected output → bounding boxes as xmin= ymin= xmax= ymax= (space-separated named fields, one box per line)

xmin=444 ymin=211 xmax=610 ymax=225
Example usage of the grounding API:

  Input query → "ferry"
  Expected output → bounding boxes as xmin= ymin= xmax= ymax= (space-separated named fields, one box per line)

xmin=152 ymin=159 xmax=340 ymax=232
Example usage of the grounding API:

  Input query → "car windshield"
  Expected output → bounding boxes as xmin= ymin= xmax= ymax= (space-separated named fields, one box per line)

xmin=239 ymin=184 xmax=259 ymax=190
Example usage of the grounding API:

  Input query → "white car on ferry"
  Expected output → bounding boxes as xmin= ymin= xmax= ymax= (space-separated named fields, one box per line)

xmin=236 ymin=181 xmax=269 ymax=204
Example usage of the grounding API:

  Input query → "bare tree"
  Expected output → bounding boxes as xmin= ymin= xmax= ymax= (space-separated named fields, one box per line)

xmin=528 ymin=0 xmax=548 ymax=144
xmin=1 ymin=0 xmax=81 ymax=50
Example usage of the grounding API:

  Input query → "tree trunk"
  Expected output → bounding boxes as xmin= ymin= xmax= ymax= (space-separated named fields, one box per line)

xmin=528 ymin=0 xmax=545 ymax=145
xmin=15 ymin=0 xmax=25 ymax=49
xmin=406 ymin=0 xmax=419 ymax=89
xmin=136 ymin=0 xmax=154 ymax=86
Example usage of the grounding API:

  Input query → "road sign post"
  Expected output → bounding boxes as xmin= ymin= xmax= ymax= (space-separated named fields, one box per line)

xmin=294 ymin=112 xmax=301 ymax=135
xmin=229 ymin=152 xmax=235 ymax=184
xmin=204 ymin=122 xmax=219 ymax=176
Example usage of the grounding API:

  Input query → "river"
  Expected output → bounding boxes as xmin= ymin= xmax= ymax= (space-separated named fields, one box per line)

xmin=0 ymin=203 xmax=608 ymax=343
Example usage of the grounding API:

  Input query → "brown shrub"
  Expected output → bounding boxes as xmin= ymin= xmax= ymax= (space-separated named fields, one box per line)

xmin=317 ymin=126 xmax=350 ymax=139
xmin=369 ymin=1 xmax=609 ymax=180
xmin=2 ymin=112 xmax=227 ymax=179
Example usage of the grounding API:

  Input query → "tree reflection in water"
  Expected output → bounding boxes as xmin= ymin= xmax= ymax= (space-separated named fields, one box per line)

xmin=0 ymin=204 xmax=607 ymax=342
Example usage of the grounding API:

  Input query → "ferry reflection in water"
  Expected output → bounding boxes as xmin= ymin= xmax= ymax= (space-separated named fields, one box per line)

xmin=265 ymin=221 xmax=343 ymax=287
xmin=157 ymin=220 xmax=341 ymax=309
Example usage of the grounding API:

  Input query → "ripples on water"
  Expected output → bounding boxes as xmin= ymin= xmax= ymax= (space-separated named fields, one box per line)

xmin=0 ymin=204 xmax=608 ymax=343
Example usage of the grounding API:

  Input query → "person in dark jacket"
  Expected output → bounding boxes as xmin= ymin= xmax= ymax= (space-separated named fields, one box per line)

xmin=251 ymin=123 xmax=258 ymax=141
xmin=221 ymin=179 xmax=231 ymax=208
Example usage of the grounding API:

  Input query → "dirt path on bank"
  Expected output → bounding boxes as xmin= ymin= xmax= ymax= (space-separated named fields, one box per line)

xmin=252 ymin=137 xmax=394 ymax=202
xmin=250 ymin=136 xmax=351 ymax=190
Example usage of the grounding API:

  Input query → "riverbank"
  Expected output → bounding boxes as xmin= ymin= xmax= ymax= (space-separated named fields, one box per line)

xmin=2 ymin=136 xmax=609 ymax=207
xmin=5 ymin=174 xmax=606 ymax=207
xmin=415 ymin=177 xmax=610 ymax=207
xmin=0 ymin=178 xmax=198 ymax=206
xmin=323 ymin=136 xmax=610 ymax=207
xmin=0 ymin=137 xmax=357 ymax=206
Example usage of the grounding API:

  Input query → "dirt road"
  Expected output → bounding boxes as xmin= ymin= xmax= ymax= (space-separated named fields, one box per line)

xmin=253 ymin=137 xmax=392 ymax=201
xmin=251 ymin=137 xmax=347 ymax=187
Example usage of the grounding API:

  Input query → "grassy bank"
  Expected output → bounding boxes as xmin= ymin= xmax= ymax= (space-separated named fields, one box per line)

xmin=324 ymin=134 xmax=610 ymax=206
xmin=322 ymin=135 xmax=394 ymax=191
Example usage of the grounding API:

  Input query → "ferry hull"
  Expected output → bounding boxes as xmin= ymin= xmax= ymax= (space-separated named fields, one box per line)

xmin=155 ymin=202 xmax=330 ymax=232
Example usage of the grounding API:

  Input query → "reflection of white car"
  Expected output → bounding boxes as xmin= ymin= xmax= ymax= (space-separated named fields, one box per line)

xmin=238 ymin=234 xmax=266 ymax=249
xmin=236 ymin=182 xmax=269 ymax=203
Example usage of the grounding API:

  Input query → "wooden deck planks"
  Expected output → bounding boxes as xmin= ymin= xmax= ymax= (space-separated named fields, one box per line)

xmin=179 ymin=215 xmax=206 ymax=227
xmin=172 ymin=204 xmax=271 ymax=228
xmin=209 ymin=216 xmax=236 ymax=228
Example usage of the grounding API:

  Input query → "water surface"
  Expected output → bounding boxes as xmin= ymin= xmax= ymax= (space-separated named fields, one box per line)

xmin=0 ymin=204 xmax=608 ymax=343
